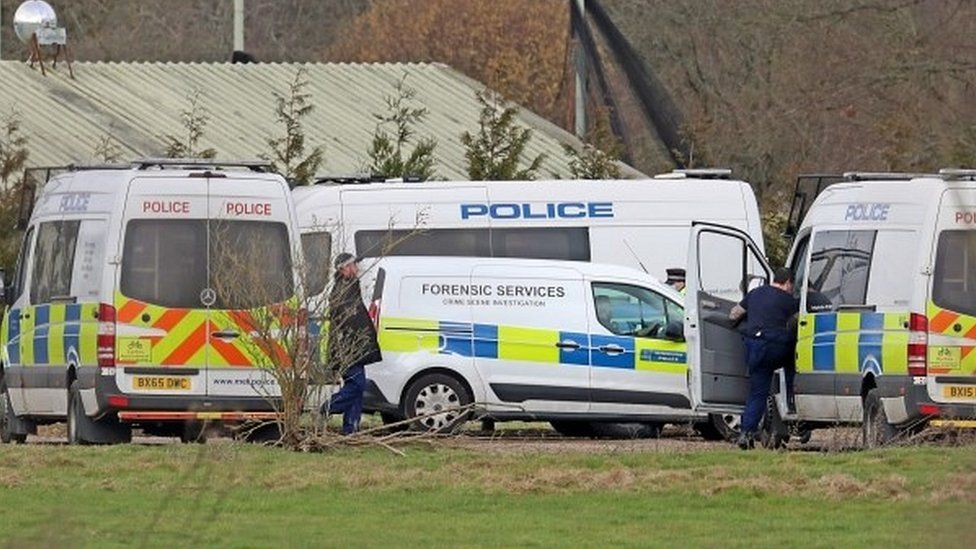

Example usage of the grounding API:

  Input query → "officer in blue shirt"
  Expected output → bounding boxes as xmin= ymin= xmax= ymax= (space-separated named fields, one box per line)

xmin=729 ymin=267 xmax=799 ymax=449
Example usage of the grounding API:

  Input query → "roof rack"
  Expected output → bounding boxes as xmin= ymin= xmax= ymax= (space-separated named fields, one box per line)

xmin=841 ymin=171 xmax=932 ymax=181
xmin=938 ymin=168 xmax=976 ymax=180
xmin=312 ymin=174 xmax=427 ymax=185
xmin=653 ymin=168 xmax=732 ymax=180
xmin=132 ymin=158 xmax=273 ymax=172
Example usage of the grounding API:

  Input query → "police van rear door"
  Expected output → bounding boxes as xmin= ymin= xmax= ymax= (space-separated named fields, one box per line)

xmin=206 ymin=175 xmax=294 ymax=399
xmin=686 ymin=223 xmax=772 ymax=412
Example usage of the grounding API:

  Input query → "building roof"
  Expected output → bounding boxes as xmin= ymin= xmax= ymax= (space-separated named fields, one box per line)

xmin=0 ymin=61 xmax=644 ymax=180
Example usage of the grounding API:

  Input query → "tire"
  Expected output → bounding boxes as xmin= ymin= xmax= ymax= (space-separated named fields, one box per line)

xmin=701 ymin=413 xmax=741 ymax=442
xmin=759 ymin=396 xmax=789 ymax=449
xmin=1 ymin=383 xmax=28 ymax=444
xmin=550 ymin=420 xmax=596 ymax=437
xmin=589 ymin=422 xmax=662 ymax=439
xmin=180 ymin=423 xmax=208 ymax=444
xmin=380 ymin=412 xmax=408 ymax=432
xmin=67 ymin=381 xmax=87 ymax=446
xmin=403 ymin=373 xmax=472 ymax=433
xmin=862 ymin=388 xmax=897 ymax=449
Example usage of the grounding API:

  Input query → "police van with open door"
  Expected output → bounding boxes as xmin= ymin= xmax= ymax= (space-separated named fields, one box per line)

xmin=294 ymin=169 xmax=764 ymax=439
xmin=0 ymin=159 xmax=301 ymax=444
xmin=685 ymin=169 xmax=976 ymax=448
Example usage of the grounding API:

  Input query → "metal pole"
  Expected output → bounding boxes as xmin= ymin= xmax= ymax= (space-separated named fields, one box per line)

xmin=573 ymin=0 xmax=587 ymax=138
xmin=233 ymin=0 xmax=244 ymax=52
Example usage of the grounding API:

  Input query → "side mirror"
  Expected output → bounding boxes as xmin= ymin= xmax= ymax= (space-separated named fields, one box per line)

xmin=664 ymin=320 xmax=684 ymax=342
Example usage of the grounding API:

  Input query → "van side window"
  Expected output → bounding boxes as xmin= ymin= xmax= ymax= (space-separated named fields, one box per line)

xmin=70 ymin=220 xmax=108 ymax=301
xmin=491 ymin=228 xmax=590 ymax=261
xmin=592 ymin=282 xmax=672 ymax=338
xmin=301 ymin=231 xmax=332 ymax=296
xmin=806 ymin=230 xmax=876 ymax=312
xmin=356 ymin=229 xmax=491 ymax=258
xmin=12 ymin=226 xmax=35 ymax=302
xmin=30 ymin=220 xmax=81 ymax=304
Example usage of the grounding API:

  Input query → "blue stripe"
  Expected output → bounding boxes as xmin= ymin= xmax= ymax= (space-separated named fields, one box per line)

xmin=439 ymin=321 xmax=473 ymax=357
xmin=7 ymin=308 xmax=20 ymax=365
xmin=558 ymin=331 xmax=589 ymax=366
xmin=812 ymin=334 xmax=836 ymax=371
xmin=473 ymin=324 xmax=498 ymax=359
xmin=813 ymin=313 xmax=837 ymax=334
xmin=858 ymin=332 xmax=883 ymax=372
xmin=860 ymin=313 xmax=884 ymax=331
xmin=33 ymin=325 xmax=49 ymax=365
xmin=34 ymin=305 xmax=50 ymax=327
xmin=590 ymin=334 xmax=634 ymax=369
xmin=65 ymin=304 xmax=81 ymax=322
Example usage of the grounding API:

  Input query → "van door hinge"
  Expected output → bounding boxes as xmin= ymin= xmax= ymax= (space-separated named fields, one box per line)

xmin=109 ymin=255 xmax=122 ymax=265
xmin=921 ymin=266 xmax=933 ymax=276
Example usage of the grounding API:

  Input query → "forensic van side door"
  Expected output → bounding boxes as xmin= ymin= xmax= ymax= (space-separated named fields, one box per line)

xmin=685 ymin=223 xmax=772 ymax=413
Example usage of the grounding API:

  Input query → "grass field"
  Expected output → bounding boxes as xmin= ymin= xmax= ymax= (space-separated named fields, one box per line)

xmin=0 ymin=441 xmax=973 ymax=547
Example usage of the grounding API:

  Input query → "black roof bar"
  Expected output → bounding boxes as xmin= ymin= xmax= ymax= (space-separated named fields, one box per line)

xmin=312 ymin=174 xmax=427 ymax=185
xmin=132 ymin=158 xmax=273 ymax=172
xmin=841 ymin=171 xmax=933 ymax=181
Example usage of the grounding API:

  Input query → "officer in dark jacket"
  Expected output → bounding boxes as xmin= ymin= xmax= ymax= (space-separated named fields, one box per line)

xmin=321 ymin=253 xmax=382 ymax=434
xmin=729 ymin=267 xmax=799 ymax=449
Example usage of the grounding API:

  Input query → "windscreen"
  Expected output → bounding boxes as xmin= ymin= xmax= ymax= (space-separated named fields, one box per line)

xmin=933 ymin=230 xmax=976 ymax=316
xmin=122 ymin=220 xmax=293 ymax=309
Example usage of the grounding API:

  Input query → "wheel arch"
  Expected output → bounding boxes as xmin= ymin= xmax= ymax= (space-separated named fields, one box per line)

xmin=399 ymin=366 xmax=475 ymax=410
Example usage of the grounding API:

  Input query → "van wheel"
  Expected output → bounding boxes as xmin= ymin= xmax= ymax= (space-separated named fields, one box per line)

xmin=67 ymin=382 xmax=88 ymax=445
xmin=550 ymin=420 xmax=596 ymax=437
xmin=403 ymin=373 xmax=472 ymax=433
xmin=863 ymin=388 xmax=897 ymax=449
xmin=759 ymin=396 xmax=789 ymax=449
xmin=1 ymin=383 xmax=28 ymax=444
xmin=380 ymin=412 xmax=408 ymax=432
xmin=589 ymin=422 xmax=662 ymax=439
xmin=698 ymin=413 xmax=740 ymax=442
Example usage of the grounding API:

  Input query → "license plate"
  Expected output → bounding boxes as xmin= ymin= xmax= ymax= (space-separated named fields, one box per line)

xmin=132 ymin=376 xmax=191 ymax=391
xmin=942 ymin=385 xmax=976 ymax=399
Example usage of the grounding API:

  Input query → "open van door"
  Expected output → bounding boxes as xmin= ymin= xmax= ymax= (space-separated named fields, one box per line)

xmin=685 ymin=223 xmax=772 ymax=413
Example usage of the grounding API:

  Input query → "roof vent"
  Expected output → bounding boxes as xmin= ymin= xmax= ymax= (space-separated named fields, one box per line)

xmin=938 ymin=168 xmax=976 ymax=180
xmin=654 ymin=168 xmax=732 ymax=180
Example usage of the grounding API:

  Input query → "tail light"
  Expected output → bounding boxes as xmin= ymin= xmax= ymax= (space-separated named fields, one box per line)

xmin=907 ymin=312 xmax=927 ymax=377
xmin=97 ymin=303 xmax=116 ymax=368
xmin=368 ymin=299 xmax=382 ymax=328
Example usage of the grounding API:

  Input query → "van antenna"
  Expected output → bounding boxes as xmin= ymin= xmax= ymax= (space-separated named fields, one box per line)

xmin=622 ymin=239 xmax=648 ymax=273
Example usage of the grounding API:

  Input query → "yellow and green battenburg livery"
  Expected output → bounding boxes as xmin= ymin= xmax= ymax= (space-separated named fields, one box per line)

xmin=2 ymin=303 xmax=100 ymax=367
xmin=796 ymin=311 xmax=910 ymax=375
xmin=926 ymin=302 xmax=976 ymax=375
xmin=377 ymin=317 xmax=688 ymax=374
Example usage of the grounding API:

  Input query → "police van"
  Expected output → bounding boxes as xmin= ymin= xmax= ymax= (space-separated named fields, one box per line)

xmin=0 ymin=159 xmax=301 ymax=444
xmin=291 ymin=169 xmax=764 ymax=288
xmin=684 ymin=169 xmax=976 ymax=447
xmin=364 ymin=256 xmax=707 ymax=437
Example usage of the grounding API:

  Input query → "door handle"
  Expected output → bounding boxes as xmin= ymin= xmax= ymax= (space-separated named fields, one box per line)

xmin=211 ymin=330 xmax=240 ymax=340
xmin=599 ymin=344 xmax=625 ymax=354
xmin=799 ymin=320 xmax=808 ymax=327
xmin=555 ymin=341 xmax=581 ymax=350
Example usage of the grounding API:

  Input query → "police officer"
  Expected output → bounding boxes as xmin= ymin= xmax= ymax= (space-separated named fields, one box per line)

xmin=321 ymin=253 xmax=382 ymax=434
xmin=729 ymin=267 xmax=799 ymax=449
xmin=665 ymin=268 xmax=686 ymax=294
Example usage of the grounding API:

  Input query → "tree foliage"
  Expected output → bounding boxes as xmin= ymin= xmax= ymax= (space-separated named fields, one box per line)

xmin=564 ymin=111 xmax=622 ymax=179
xmin=262 ymin=68 xmax=324 ymax=186
xmin=328 ymin=0 xmax=570 ymax=125
xmin=0 ymin=111 xmax=29 ymax=188
xmin=365 ymin=76 xmax=437 ymax=180
xmin=461 ymin=91 xmax=545 ymax=181
xmin=162 ymin=91 xmax=217 ymax=159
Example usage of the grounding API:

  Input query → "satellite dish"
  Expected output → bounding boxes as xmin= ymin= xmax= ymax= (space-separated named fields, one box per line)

xmin=13 ymin=1 xmax=58 ymax=44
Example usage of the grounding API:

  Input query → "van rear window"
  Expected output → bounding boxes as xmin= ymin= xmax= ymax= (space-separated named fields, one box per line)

xmin=122 ymin=220 xmax=293 ymax=309
xmin=933 ymin=231 xmax=976 ymax=316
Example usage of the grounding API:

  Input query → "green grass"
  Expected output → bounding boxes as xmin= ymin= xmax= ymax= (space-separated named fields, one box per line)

xmin=0 ymin=443 xmax=973 ymax=547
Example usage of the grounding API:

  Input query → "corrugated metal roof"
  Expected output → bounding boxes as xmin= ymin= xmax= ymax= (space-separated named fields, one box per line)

xmin=0 ymin=61 xmax=644 ymax=180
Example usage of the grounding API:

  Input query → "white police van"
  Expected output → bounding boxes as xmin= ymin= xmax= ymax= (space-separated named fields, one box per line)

xmin=684 ymin=169 xmax=976 ymax=447
xmin=364 ymin=256 xmax=704 ymax=437
xmin=0 ymin=159 xmax=301 ymax=444
xmin=291 ymin=169 xmax=765 ymax=290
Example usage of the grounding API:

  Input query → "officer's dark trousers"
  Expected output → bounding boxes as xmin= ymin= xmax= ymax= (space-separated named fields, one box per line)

xmin=328 ymin=365 xmax=366 ymax=434
xmin=741 ymin=337 xmax=794 ymax=435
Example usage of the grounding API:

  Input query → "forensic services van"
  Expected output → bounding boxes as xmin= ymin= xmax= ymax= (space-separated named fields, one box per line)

xmin=683 ymin=169 xmax=976 ymax=448
xmin=0 ymin=159 xmax=300 ymax=444
xmin=362 ymin=256 xmax=715 ymax=437
xmin=291 ymin=169 xmax=764 ymax=289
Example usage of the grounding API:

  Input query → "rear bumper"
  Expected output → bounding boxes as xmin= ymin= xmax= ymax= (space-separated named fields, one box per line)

xmin=878 ymin=376 xmax=976 ymax=426
xmin=95 ymin=370 xmax=279 ymax=422
xmin=363 ymin=379 xmax=399 ymax=415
